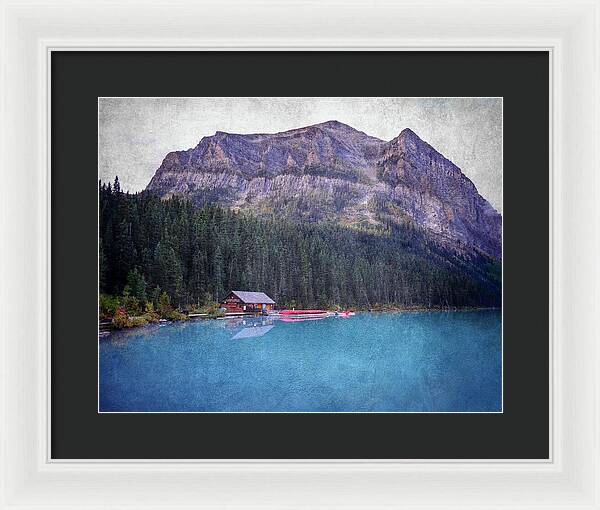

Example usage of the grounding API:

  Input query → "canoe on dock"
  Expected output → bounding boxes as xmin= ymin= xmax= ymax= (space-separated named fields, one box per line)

xmin=280 ymin=309 xmax=326 ymax=315
xmin=278 ymin=309 xmax=332 ymax=318
xmin=280 ymin=316 xmax=327 ymax=322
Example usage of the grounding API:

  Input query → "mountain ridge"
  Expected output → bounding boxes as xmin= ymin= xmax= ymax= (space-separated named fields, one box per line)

xmin=146 ymin=121 xmax=502 ymax=260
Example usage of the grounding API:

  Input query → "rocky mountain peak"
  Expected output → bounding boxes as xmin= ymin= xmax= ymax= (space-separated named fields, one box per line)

xmin=398 ymin=127 xmax=418 ymax=140
xmin=146 ymin=122 xmax=502 ymax=260
xmin=386 ymin=127 xmax=426 ymax=151
xmin=313 ymin=119 xmax=365 ymax=133
xmin=318 ymin=119 xmax=345 ymax=127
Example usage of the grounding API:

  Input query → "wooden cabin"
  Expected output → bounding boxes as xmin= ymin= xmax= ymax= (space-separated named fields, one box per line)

xmin=220 ymin=291 xmax=276 ymax=313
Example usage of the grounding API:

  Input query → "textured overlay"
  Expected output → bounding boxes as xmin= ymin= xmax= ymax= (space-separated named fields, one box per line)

xmin=99 ymin=97 xmax=502 ymax=212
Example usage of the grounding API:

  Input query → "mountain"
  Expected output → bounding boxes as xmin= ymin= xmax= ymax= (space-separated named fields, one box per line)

xmin=146 ymin=121 xmax=501 ymax=260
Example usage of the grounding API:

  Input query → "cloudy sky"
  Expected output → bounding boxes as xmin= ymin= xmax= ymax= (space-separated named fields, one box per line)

xmin=99 ymin=97 xmax=502 ymax=212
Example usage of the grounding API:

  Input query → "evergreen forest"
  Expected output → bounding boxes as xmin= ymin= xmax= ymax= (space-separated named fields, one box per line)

xmin=99 ymin=177 xmax=501 ymax=321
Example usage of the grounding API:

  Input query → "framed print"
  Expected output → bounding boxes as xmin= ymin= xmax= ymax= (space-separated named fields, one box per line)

xmin=1 ymin=1 xmax=599 ymax=509
xmin=97 ymin=95 xmax=504 ymax=415
xmin=52 ymin=51 xmax=547 ymax=461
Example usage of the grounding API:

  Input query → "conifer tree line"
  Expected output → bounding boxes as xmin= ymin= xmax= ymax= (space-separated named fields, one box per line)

xmin=99 ymin=177 xmax=501 ymax=313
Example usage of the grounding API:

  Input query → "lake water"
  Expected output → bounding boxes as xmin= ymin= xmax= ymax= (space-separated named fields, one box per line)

xmin=99 ymin=310 xmax=502 ymax=412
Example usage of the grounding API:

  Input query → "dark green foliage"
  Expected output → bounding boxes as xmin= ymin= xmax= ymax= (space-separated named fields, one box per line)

xmin=121 ymin=287 xmax=141 ymax=316
xmin=158 ymin=291 xmax=173 ymax=316
xmin=99 ymin=293 xmax=120 ymax=320
xmin=99 ymin=181 xmax=501 ymax=310
xmin=126 ymin=268 xmax=147 ymax=304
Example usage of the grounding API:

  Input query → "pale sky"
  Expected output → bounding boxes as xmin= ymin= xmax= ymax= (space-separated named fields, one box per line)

xmin=99 ymin=97 xmax=502 ymax=212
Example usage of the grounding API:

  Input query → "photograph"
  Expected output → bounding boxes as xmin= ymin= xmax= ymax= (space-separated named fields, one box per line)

xmin=98 ymin=97 xmax=503 ymax=413
xmin=8 ymin=0 xmax=597 ymax=503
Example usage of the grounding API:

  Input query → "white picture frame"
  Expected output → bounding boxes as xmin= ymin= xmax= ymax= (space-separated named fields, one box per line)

xmin=1 ymin=0 xmax=598 ymax=508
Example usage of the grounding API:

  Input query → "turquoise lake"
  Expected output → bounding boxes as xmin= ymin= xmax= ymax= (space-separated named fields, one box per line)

xmin=99 ymin=310 xmax=502 ymax=412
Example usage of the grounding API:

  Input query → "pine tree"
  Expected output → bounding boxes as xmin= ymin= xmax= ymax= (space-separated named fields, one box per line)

xmin=212 ymin=244 xmax=224 ymax=302
xmin=99 ymin=238 xmax=107 ymax=293
xmin=126 ymin=267 xmax=147 ymax=304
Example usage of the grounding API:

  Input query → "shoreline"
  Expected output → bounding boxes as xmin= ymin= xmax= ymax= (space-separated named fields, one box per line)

xmin=99 ymin=306 xmax=501 ymax=333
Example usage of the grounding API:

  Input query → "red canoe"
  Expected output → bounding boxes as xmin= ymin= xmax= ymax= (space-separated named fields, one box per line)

xmin=279 ymin=309 xmax=326 ymax=315
xmin=279 ymin=316 xmax=327 ymax=322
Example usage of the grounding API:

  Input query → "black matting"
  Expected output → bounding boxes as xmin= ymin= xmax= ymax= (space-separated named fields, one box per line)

xmin=51 ymin=51 xmax=549 ymax=459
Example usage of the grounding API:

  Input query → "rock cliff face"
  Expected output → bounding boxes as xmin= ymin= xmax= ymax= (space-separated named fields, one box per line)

xmin=146 ymin=121 xmax=502 ymax=260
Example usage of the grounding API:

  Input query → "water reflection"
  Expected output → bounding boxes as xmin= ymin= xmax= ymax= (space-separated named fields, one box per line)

xmin=279 ymin=316 xmax=327 ymax=322
xmin=227 ymin=316 xmax=276 ymax=339
xmin=102 ymin=313 xmax=355 ymax=346
xmin=226 ymin=314 xmax=339 ymax=338
xmin=100 ymin=323 xmax=164 ymax=346
xmin=232 ymin=325 xmax=275 ymax=339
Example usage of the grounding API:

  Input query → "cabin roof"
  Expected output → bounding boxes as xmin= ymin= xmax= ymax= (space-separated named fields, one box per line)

xmin=228 ymin=290 xmax=276 ymax=304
